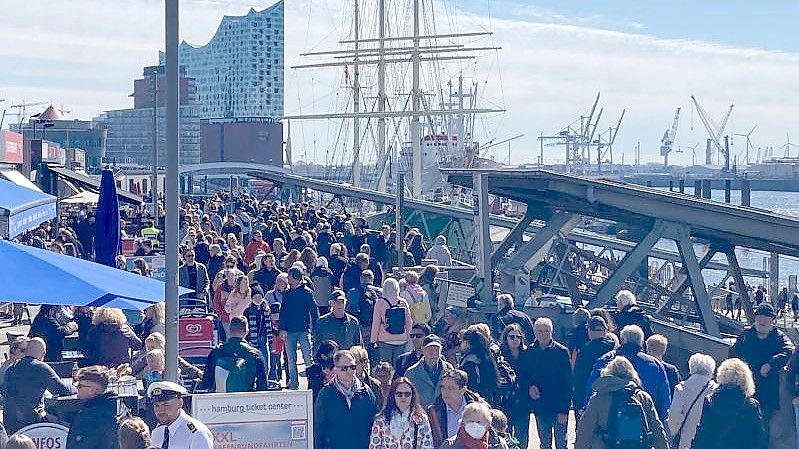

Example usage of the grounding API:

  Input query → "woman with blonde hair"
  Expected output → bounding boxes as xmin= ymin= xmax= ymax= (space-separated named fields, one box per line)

xmin=6 ymin=435 xmax=36 ymax=449
xmin=85 ymin=307 xmax=143 ymax=368
xmin=131 ymin=332 xmax=202 ymax=379
xmin=139 ymin=302 xmax=165 ymax=338
xmin=574 ymin=356 xmax=668 ymax=449
xmin=692 ymin=358 xmax=766 ymax=449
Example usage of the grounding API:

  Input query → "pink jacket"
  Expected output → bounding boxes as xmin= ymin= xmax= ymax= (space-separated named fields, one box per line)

xmin=370 ymin=295 xmax=413 ymax=344
xmin=225 ymin=290 xmax=251 ymax=318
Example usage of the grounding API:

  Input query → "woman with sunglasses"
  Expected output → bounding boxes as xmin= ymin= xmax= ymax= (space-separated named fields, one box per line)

xmin=368 ymin=378 xmax=433 ymax=449
xmin=499 ymin=323 xmax=533 ymax=449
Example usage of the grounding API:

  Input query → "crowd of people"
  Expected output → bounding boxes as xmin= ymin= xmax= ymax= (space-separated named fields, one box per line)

xmin=1 ymin=191 xmax=798 ymax=449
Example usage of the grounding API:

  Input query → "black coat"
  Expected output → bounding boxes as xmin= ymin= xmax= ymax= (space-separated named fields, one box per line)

xmin=84 ymin=323 xmax=143 ymax=368
xmin=279 ymin=284 xmax=319 ymax=333
xmin=572 ymin=335 xmax=616 ymax=409
xmin=492 ymin=306 xmax=535 ymax=342
xmin=693 ymin=385 xmax=767 ymax=449
xmin=28 ymin=313 xmax=74 ymax=362
xmin=314 ymin=380 xmax=377 ymax=449
xmin=500 ymin=345 xmax=534 ymax=416
xmin=730 ymin=326 xmax=793 ymax=414
xmin=614 ymin=305 xmax=654 ymax=337
xmin=66 ymin=392 xmax=120 ymax=449
xmin=528 ymin=339 xmax=572 ymax=416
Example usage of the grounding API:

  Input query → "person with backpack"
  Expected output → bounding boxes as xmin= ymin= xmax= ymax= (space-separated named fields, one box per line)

xmin=346 ymin=269 xmax=382 ymax=364
xmin=201 ymin=316 xmax=269 ymax=392
xmin=527 ymin=317 xmax=572 ymax=449
xmin=574 ymin=356 xmax=668 ymax=449
xmin=499 ymin=323 xmax=533 ymax=449
xmin=371 ymin=278 xmax=413 ymax=364
xmin=613 ymin=291 xmax=654 ymax=338
xmin=402 ymin=271 xmax=432 ymax=325
xmin=459 ymin=328 xmax=501 ymax=403
xmin=586 ymin=325 xmax=671 ymax=420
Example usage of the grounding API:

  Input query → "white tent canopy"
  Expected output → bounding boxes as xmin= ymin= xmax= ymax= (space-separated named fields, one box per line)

xmin=61 ymin=191 xmax=99 ymax=204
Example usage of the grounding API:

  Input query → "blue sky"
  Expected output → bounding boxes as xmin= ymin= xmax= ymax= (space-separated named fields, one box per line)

xmin=461 ymin=0 xmax=799 ymax=53
xmin=1 ymin=0 xmax=798 ymax=166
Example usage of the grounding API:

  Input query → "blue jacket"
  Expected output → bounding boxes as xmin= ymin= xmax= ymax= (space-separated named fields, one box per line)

xmin=586 ymin=342 xmax=671 ymax=419
xmin=314 ymin=379 xmax=377 ymax=449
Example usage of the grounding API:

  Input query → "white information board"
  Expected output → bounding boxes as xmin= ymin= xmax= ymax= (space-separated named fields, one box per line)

xmin=192 ymin=390 xmax=313 ymax=449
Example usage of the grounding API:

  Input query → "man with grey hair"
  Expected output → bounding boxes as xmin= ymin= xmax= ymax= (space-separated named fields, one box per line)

xmin=3 ymin=338 xmax=76 ymax=433
xmin=492 ymin=293 xmax=534 ymax=342
xmin=585 ymin=324 xmax=671 ymax=419
xmin=528 ymin=317 xmax=572 ymax=449
xmin=613 ymin=289 xmax=654 ymax=337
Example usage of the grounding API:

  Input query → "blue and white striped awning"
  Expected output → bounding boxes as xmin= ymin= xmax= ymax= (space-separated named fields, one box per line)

xmin=0 ymin=178 xmax=56 ymax=238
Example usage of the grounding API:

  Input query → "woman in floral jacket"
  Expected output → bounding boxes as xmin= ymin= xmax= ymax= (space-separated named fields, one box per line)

xmin=369 ymin=377 xmax=434 ymax=449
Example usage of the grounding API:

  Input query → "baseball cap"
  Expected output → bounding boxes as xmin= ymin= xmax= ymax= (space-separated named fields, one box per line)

xmin=422 ymin=334 xmax=443 ymax=348
xmin=755 ymin=302 xmax=776 ymax=318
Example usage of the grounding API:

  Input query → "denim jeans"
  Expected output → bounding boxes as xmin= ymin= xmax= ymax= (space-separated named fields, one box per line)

xmin=255 ymin=337 xmax=271 ymax=384
xmin=285 ymin=331 xmax=313 ymax=389
xmin=534 ymin=413 xmax=567 ymax=449
xmin=509 ymin=411 xmax=531 ymax=449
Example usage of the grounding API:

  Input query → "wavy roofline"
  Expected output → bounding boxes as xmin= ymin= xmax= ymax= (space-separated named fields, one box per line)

xmin=181 ymin=0 xmax=283 ymax=50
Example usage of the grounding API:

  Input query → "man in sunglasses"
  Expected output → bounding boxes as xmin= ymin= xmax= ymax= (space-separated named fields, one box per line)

xmin=394 ymin=323 xmax=431 ymax=377
xmin=315 ymin=350 xmax=377 ymax=449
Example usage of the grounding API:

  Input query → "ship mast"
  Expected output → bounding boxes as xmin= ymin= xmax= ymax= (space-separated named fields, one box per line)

xmin=411 ymin=0 xmax=422 ymax=197
xmin=352 ymin=0 xmax=362 ymax=186
xmin=376 ymin=0 xmax=387 ymax=191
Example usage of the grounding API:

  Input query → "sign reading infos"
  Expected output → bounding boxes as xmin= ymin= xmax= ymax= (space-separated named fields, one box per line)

xmin=14 ymin=422 xmax=69 ymax=449
xmin=192 ymin=390 xmax=313 ymax=449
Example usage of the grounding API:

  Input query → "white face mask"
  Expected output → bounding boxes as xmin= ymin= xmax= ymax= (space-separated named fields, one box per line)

xmin=464 ymin=422 xmax=487 ymax=439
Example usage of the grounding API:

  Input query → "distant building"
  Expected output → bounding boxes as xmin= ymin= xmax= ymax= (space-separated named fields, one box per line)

xmin=161 ymin=1 xmax=284 ymax=119
xmin=11 ymin=105 xmax=107 ymax=172
xmin=200 ymin=118 xmax=283 ymax=166
xmin=104 ymin=65 xmax=201 ymax=166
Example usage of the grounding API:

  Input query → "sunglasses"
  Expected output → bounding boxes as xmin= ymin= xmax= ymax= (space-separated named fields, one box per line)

xmin=508 ymin=334 xmax=522 ymax=340
xmin=410 ymin=333 xmax=424 ymax=338
xmin=337 ymin=365 xmax=357 ymax=372
xmin=394 ymin=391 xmax=413 ymax=398
xmin=226 ymin=265 xmax=235 ymax=268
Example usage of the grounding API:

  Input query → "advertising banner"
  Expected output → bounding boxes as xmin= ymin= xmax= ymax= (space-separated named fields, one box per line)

xmin=192 ymin=390 xmax=313 ymax=449
xmin=1 ymin=130 xmax=23 ymax=164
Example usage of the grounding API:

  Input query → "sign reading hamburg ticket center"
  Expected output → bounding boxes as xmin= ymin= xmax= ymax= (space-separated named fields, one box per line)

xmin=192 ymin=390 xmax=313 ymax=449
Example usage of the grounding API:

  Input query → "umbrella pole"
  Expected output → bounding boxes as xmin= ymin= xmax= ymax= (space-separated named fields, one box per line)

xmin=163 ymin=0 xmax=180 ymax=382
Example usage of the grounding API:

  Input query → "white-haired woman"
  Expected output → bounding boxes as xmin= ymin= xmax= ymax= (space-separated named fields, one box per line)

xmin=370 ymin=278 xmax=413 ymax=364
xmin=574 ymin=356 xmax=668 ymax=449
xmin=693 ymin=358 xmax=766 ymax=449
xmin=666 ymin=353 xmax=718 ymax=449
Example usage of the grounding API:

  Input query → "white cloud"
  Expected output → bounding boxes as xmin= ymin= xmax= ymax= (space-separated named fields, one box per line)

xmin=1 ymin=0 xmax=797 ymax=168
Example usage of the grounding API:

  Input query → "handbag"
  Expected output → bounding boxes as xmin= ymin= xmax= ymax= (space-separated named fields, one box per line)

xmin=672 ymin=380 xmax=711 ymax=447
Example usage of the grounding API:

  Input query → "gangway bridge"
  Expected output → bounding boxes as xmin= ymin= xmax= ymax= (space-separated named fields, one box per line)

xmin=179 ymin=163 xmax=789 ymax=359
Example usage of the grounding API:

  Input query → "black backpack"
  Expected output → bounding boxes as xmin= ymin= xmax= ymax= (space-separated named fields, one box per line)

xmin=492 ymin=354 xmax=518 ymax=408
xmin=603 ymin=386 xmax=653 ymax=449
xmin=359 ymin=287 xmax=377 ymax=325
xmin=383 ymin=297 xmax=407 ymax=335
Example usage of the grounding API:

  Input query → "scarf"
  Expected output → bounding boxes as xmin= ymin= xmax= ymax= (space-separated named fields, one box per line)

xmin=332 ymin=376 xmax=361 ymax=407
xmin=457 ymin=426 xmax=489 ymax=449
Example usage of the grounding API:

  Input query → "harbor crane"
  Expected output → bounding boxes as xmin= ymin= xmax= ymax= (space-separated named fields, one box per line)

xmin=9 ymin=101 xmax=47 ymax=128
xmin=690 ymin=95 xmax=733 ymax=167
xmin=660 ymin=107 xmax=681 ymax=166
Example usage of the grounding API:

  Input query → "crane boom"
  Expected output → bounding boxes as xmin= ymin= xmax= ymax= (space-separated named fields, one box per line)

xmin=690 ymin=95 xmax=725 ymax=152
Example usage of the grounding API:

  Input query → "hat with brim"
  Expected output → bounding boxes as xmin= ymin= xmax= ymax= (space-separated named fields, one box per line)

xmin=147 ymin=381 xmax=187 ymax=403
xmin=422 ymin=334 xmax=443 ymax=348
xmin=755 ymin=302 xmax=776 ymax=318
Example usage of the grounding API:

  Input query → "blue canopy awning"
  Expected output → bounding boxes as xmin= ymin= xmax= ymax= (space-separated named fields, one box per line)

xmin=0 ymin=239 xmax=191 ymax=310
xmin=0 ymin=178 xmax=56 ymax=238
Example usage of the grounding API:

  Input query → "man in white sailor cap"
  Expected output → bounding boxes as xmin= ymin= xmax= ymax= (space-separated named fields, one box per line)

xmin=148 ymin=381 xmax=213 ymax=449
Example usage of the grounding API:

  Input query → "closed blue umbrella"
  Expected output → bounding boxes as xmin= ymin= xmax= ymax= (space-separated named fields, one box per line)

xmin=94 ymin=169 xmax=120 ymax=266
xmin=0 ymin=239 xmax=191 ymax=309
